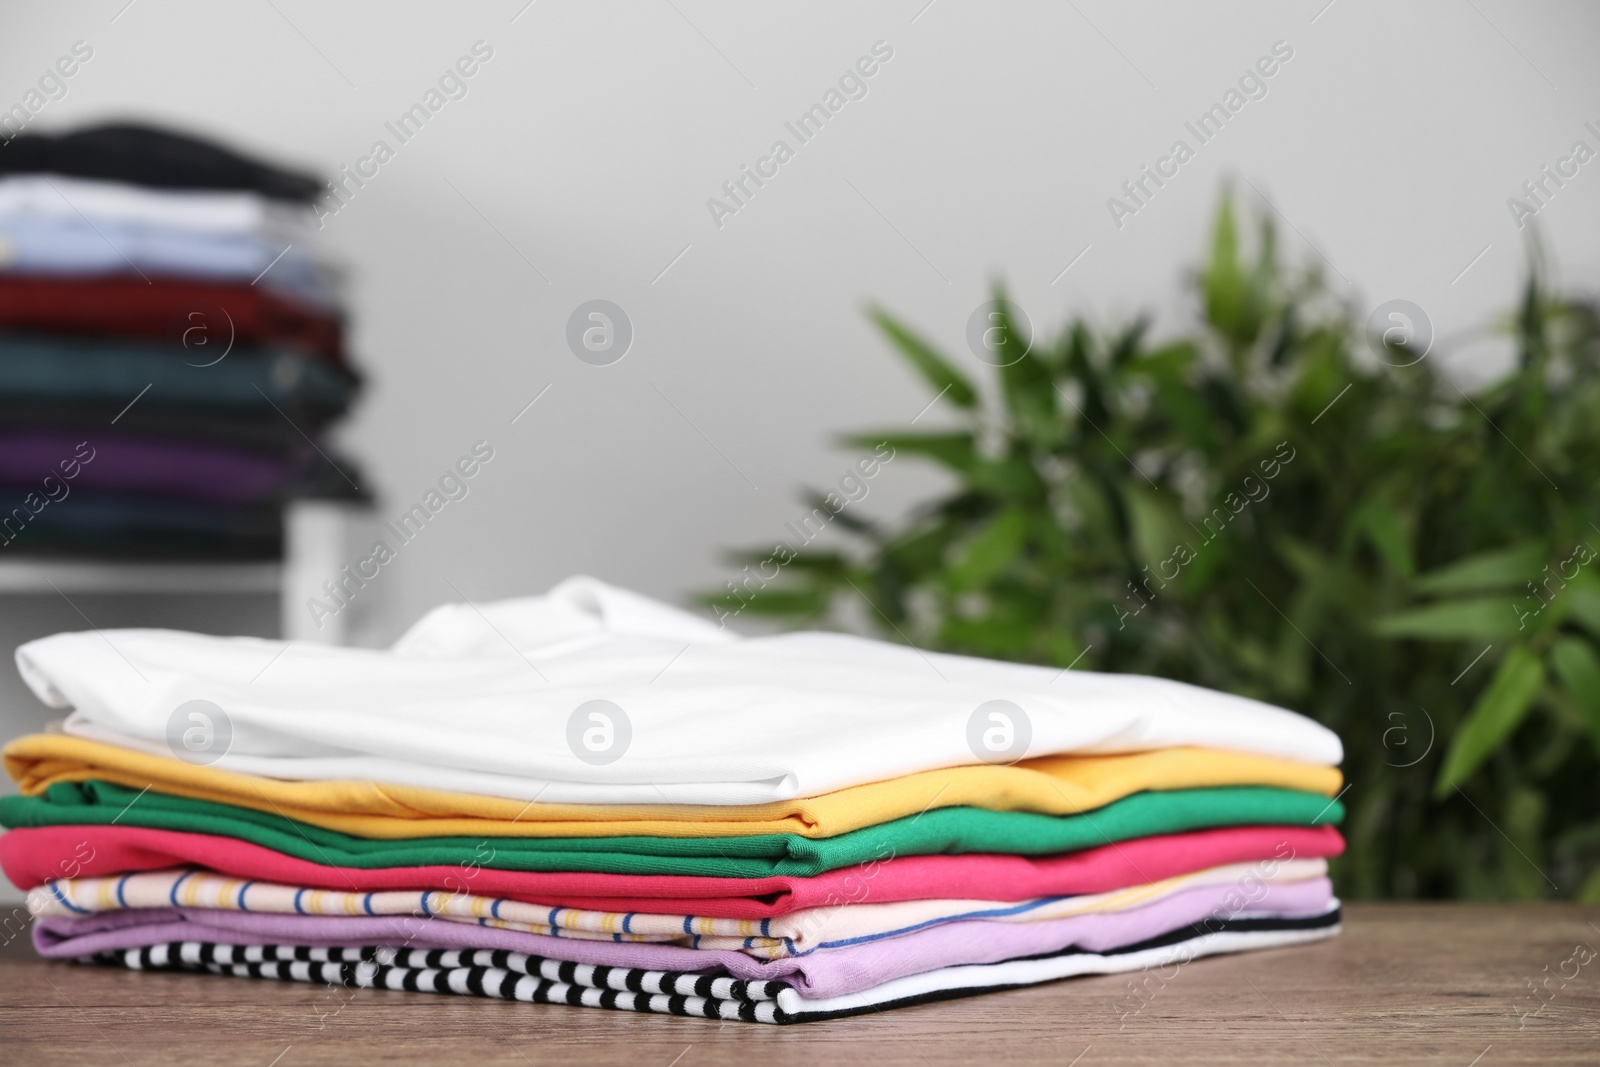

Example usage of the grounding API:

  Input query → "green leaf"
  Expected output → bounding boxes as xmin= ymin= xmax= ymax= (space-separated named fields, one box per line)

xmin=1271 ymin=535 xmax=1335 ymax=583
xmin=937 ymin=614 xmax=1036 ymax=658
xmin=1107 ymin=318 xmax=1151 ymax=370
xmin=946 ymin=507 xmax=1027 ymax=590
xmin=1373 ymin=598 xmax=1525 ymax=640
xmin=1564 ymin=582 xmax=1600 ymax=639
xmin=984 ymin=291 xmax=1036 ymax=375
xmin=1549 ymin=635 xmax=1600 ymax=741
xmin=1412 ymin=543 xmax=1547 ymax=596
xmin=721 ymin=548 xmax=848 ymax=575
xmin=843 ymin=432 xmax=975 ymax=475
xmin=869 ymin=308 xmax=979 ymax=409
xmin=1361 ymin=499 xmax=1414 ymax=577
xmin=1123 ymin=487 xmax=1185 ymax=572
xmin=1434 ymin=646 xmax=1545 ymax=795
xmin=1500 ymin=787 xmax=1549 ymax=899
xmin=1203 ymin=195 xmax=1243 ymax=328
xmin=799 ymin=492 xmax=876 ymax=537
xmin=1200 ymin=191 xmax=1267 ymax=350
xmin=1064 ymin=475 xmax=1117 ymax=542
xmin=701 ymin=587 xmax=831 ymax=619
xmin=1130 ymin=340 xmax=1200 ymax=378
xmin=997 ymin=298 xmax=1059 ymax=448
xmin=883 ymin=518 xmax=962 ymax=575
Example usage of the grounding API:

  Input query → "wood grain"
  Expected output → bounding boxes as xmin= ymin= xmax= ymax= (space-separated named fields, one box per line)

xmin=2 ymin=903 xmax=1597 ymax=1065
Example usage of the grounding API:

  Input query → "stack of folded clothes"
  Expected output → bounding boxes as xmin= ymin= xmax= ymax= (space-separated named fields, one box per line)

xmin=0 ymin=577 xmax=1345 ymax=1023
xmin=0 ymin=122 xmax=361 ymax=559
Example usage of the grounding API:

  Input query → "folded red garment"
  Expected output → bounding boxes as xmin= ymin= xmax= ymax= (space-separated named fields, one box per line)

xmin=0 ymin=823 xmax=1344 ymax=919
xmin=0 ymin=275 xmax=345 ymax=363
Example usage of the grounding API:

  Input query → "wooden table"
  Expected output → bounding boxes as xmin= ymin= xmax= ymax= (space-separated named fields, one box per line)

xmin=2 ymin=903 xmax=1596 ymax=1064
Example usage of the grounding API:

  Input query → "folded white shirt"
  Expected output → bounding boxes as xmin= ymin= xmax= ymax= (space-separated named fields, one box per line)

xmin=17 ymin=576 xmax=1343 ymax=805
xmin=0 ymin=174 xmax=313 ymax=242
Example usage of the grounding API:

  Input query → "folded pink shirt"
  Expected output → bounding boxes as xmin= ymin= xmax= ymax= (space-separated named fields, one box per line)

xmin=1 ymin=823 xmax=1344 ymax=919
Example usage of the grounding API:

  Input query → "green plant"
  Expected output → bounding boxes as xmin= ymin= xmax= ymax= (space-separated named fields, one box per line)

xmin=707 ymin=191 xmax=1600 ymax=901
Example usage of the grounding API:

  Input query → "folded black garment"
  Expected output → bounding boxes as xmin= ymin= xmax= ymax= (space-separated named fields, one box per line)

xmin=0 ymin=490 xmax=282 ymax=560
xmin=0 ymin=332 xmax=358 ymax=426
xmin=0 ymin=122 xmax=321 ymax=201
xmin=284 ymin=450 xmax=369 ymax=502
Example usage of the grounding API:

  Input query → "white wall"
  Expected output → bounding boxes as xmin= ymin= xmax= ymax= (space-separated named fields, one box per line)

xmin=0 ymin=1 xmax=1596 ymax=897
xmin=8 ymin=0 xmax=1597 ymax=638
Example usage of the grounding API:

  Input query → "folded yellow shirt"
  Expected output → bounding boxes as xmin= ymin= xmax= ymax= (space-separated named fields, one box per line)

xmin=3 ymin=732 xmax=1340 ymax=841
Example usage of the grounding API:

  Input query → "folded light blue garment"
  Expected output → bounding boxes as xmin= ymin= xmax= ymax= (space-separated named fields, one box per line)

xmin=0 ymin=217 xmax=333 ymax=306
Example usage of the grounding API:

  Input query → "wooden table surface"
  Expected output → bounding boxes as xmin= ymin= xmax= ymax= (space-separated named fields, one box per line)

xmin=1 ymin=903 xmax=1596 ymax=1065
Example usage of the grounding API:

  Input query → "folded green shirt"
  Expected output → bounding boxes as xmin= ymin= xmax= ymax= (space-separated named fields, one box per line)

xmin=0 ymin=780 xmax=1342 ymax=880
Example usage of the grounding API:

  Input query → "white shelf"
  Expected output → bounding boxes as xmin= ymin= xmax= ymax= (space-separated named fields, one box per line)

xmin=0 ymin=501 xmax=369 ymax=645
xmin=0 ymin=559 xmax=282 ymax=595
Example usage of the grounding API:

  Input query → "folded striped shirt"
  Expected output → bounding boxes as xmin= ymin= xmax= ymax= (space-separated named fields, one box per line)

xmin=32 ymin=876 xmax=1336 ymax=999
xmin=82 ymin=909 xmax=1342 ymax=1023
xmin=29 ymin=857 xmax=1329 ymax=957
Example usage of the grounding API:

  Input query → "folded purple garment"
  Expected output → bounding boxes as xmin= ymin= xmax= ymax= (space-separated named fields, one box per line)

xmin=0 ymin=430 xmax=305 ymax=504
xmin=33 ymin=876 xmax=1334 ymax=999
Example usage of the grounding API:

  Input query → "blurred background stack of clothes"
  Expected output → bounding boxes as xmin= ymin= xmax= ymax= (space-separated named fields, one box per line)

xmin=0 ymin=122 xmax=364 ymax=561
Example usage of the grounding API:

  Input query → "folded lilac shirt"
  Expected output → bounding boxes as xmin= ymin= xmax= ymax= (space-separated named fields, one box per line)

xmin=34 ymin=875 xmax=1334 ymax=999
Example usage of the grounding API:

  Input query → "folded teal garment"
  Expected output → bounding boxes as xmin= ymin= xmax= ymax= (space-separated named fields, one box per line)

xmin=0 ymin=492 xmax=282 ymax=559
xmin=0 ymin=779 xmax=1345 ymax=880
xmin=0 ymin=332 xmax=355 ymax=417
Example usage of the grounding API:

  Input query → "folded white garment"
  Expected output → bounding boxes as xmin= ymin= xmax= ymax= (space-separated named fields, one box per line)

xmin=19 ymin=576 xmax=1342 ymax=805
xmin=0 ymin=174 xmax=313 ymax=241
